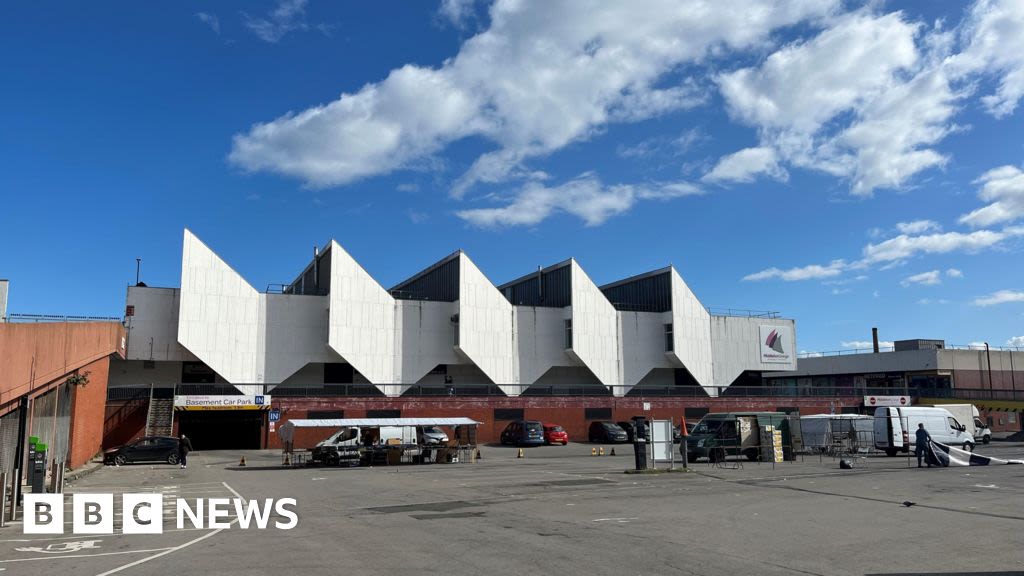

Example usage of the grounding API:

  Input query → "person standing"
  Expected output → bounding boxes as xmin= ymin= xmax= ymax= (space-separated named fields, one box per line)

xmin=178 ymin=434 xmax=193 ymax=469
xmin=915 ymin=423 xmax=932 ymax=468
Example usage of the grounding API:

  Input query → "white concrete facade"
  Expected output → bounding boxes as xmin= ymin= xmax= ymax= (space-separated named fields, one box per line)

xmin=122 ymin=229 xmax=796 ymax=397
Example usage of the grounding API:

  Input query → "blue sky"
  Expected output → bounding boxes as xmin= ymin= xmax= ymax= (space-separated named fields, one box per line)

xmin=2 ymin=0 xmax=1024 ymax=353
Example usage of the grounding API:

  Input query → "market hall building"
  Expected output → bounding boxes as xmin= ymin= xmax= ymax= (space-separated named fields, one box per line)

xmin=104 ymin=230 xmax=825 ymax=448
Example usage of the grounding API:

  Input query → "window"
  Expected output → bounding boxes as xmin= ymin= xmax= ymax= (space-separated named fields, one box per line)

xmin=664 ymin=323 xmax=674 ymax=352
xmin=181 ymin=361 xmax=216 ymax=384
xmin=684 ymin=407 xmax=709 ymax=420
xmin=494 ymin=408 xmax=524 ymax=421
xmin=564 ymin=319 xmax=573 ymax=349
xmin=367 ymin=410 xmax=401 ymax=418
xmin=585 ymin=407 xmax=612 ymax=420
xmin=308 ymin=410 xmax=344 ymax=419
xmin=948 ymin=417 xmax=960 ymax=430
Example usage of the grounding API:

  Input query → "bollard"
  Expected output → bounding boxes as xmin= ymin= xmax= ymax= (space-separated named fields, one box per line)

xmin=239 ymin=456 xmax=247 ymax=467
xmin=591 ymin=447 xmax=597 ymax=456
xmin=0 ymin=472 xmax=7 ymax=527
xmin=517 ymin=448 xmax=524 ymax=459
xmin=599 ymin=446 xmax=605 ymax=456
xmin=610 ymin=448 xmax=616 ymax=456
xmin=283 ymin=453 xmax=291 ymax=466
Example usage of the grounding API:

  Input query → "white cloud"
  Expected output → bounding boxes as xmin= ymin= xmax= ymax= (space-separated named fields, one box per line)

xmin=717 ymin=11 xmax=960 ymax=195
xmin=438 ymin=0 xmax=477 ymax=28
xmin=702 ymin=146 xmax=787 ymax=184
xmin=455 ymin=173 xmax=701 ymax=228
xmin=1007 ymin=336 xmax=1024 ymax=347
xmin=900 ymin=270 xmax=941 ymax=287
xmin=973 ymin=289 xmax=1024 ymax=306
xmin=231 ymin=1 xmax=840 ymax=191
xmin=896 ymin=220 xmax=941 ymax=234
xmin=952 ymin=0 xmax=1024 ymax=117
xmin=967 ymin=341 xmax=988 ymax=350
xmin=841 ymin=340 xmax=894 ymax=350
xmin=862 ymin=227 xmax=1024 ymax=264
xmin=917 ymin=298 xmax=950 ymax=305
xmin=743 ymin=260 xmax=847 ymax=282
xmin=195 ymin=12 xmax=220 ymax=34
xmin=959 ymin=165 xmax=1024 ymax=228
xmin=243 ymin=0 xmax=308 ymax=43
xmin=946 ymin=268 xmax=964 ymax=278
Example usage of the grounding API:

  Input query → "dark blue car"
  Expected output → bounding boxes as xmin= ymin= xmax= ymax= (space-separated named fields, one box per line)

xmin=500 ymin=420 xmax=545 ymax=446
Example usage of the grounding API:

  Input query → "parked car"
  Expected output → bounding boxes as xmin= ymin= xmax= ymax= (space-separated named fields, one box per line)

xmin=617 ymin=420 xmax=649 ymax=442
xmin=543 ymin=424 xmax=569 ymax=445
xmin=500 ymin=420 xmax=546 ymax=446
xmin=588 ymin=421 xmax=629 ymax=443
xmin=104 ymin=436 xmax=181 ymax=466
xmin=418 ymin=426 xmax=449 ymax=445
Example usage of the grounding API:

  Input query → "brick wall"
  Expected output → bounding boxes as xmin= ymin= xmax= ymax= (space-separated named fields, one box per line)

xmin=103 ymin=399 xmax=149 ymax=449
xmin=67 ymin=357 xmax=113 ymax=468
xmin=268 ymin=396 xmax=858 ymax=449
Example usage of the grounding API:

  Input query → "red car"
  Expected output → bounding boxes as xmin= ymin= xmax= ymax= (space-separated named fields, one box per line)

xmin=543 ymin=424 xmax=569 ymax=445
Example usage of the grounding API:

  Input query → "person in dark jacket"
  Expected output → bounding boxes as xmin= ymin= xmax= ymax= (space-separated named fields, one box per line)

xmin=915 ymin=423 xmax=932 ymax=468
xmin=178 ymin=434 xmax=193 ymax=469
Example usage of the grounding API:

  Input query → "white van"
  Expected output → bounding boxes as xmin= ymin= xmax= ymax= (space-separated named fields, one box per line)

xmin=919 ymin=404 xmax=992 ymax=444
xmin=873 ymin=406 xmax=976 ymax=456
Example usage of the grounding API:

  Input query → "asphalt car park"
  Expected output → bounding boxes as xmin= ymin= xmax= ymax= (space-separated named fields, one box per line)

xmin=2 ymin=442 xmax=1023 ymax=575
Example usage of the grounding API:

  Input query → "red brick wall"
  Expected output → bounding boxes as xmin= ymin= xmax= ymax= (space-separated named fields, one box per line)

xmin=269 ymin=396 xmax=860 ymax=449
xmin=103 ymin=399 xmax=149 ymax=449
xmin=67 ymin=357 xmax=112 ymax=469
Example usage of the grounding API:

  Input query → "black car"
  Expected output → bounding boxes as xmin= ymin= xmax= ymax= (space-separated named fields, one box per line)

xmin=104 ymin=436 xmax=181 ymax=466
xmin=588 ymin=421 xmax=629 ymax=443
xmin=500 ymin=420 xmax=545 ymax=446
xmin=616 ymin=420 xmax=650 ymax=442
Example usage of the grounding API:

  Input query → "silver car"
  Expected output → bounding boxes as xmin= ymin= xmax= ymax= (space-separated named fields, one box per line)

xmin=419 ymin=426 xmax=449 ymax=445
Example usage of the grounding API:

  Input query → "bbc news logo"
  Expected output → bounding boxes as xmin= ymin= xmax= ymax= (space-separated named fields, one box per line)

xmin=24 ymin=494 xmax=298 ymax=534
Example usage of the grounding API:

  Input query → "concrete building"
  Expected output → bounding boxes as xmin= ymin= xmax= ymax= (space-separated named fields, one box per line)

xmin=107 ymin=229 xmax=803 ymax=446
xmin=764 ymin=339 xmax=1024 ymax=432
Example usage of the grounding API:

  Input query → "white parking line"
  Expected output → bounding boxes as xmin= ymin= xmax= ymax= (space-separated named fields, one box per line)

xmin=92 ymin=482 xmax=243 ymax=576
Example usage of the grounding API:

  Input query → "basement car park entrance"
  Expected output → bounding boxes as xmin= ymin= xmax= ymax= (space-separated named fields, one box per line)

xmin=176 ymin=409 xmax=264 ymax=449
xmin=173 ymin=394 xmax=271 ymax=450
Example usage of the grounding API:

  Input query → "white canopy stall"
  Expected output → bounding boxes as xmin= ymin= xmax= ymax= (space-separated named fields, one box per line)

xmin=277 ymin=417 xmax=482 ymax=444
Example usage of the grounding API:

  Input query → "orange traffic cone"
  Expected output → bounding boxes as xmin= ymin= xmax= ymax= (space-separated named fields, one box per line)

xmin=283 ymin=453 xmax=290 ymax=466
xmin=591 ymin=447 xmax=597 ymax=456
xmin=239 ymin=456 xmax=247 ymax=467
xmin=599 ymin=446 xmax=605 ymax=456
xmin=610 ymin=448 xmax=616 ymax=456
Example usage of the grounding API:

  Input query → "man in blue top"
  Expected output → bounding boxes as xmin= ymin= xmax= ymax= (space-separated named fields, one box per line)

xmin=915 ymin=423 xmax=932 ymax=468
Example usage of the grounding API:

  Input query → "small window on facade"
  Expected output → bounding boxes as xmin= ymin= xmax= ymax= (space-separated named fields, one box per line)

xmin=494 ymin=408 xmax=525 ymax=421
xmin=308 ymin=410 xmax=344 ymax=419
xmin=564 ymin=319 xmax=573 ymax=349
xmin=684 ymin=407 xmax=709 ymax=420
xmin=664 ymin=323 xmax=674 ymax=352
xmin=367 ymin=409 xmax=401 ymax=418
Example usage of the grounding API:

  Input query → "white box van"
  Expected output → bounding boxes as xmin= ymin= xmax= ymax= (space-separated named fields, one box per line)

xmin=873 ymin=406 xmax=976 ymax=456
xmin=918 ymin=404 xmax=992 ymax=444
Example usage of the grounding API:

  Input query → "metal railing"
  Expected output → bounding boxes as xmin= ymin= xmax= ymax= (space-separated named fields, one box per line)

xmin=799 ymin=344 xmax=1024 ymax=358
xmin=706 ymin=307 xmax=781 ymax=319
xmin=2 ymin=313 xmax=123 ymax=323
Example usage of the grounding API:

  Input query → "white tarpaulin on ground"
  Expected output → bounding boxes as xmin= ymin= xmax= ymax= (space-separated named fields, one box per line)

xmin=277 ymin=417 xmax=481 ymax=443
xmin=927 ymin=441 xmax=1024 ymax=466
